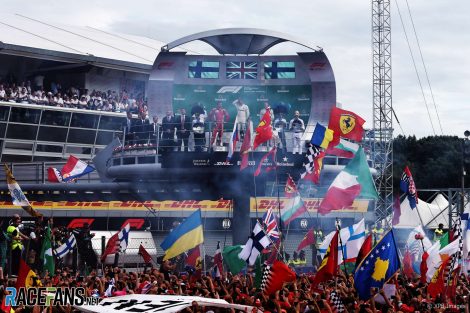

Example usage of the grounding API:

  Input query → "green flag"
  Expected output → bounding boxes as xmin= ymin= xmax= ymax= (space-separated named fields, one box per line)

xmin=40 ymin=227 xmax=55 ymax=275
xmin=222 ymin=245 xmax=246 ymax=274
xmin=439 ymin=232 xmax=449 ymax=248
xmin=254 ymin=255 xmax=265 ymax=288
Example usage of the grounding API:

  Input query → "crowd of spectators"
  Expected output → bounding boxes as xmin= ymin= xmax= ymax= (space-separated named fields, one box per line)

xmin=1 ymin=261 xmax=469 ymax=313
xmin=1 ymin=213 xmax=469 ymax=313
xmin=0 ymin=80 xmax=145 ymax=113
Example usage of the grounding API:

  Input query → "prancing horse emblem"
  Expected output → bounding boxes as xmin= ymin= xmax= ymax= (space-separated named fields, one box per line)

xmin=339 ymin=114 xmax=356 ymax=135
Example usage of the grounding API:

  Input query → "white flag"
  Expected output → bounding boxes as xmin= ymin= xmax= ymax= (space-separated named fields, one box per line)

xmin=54 ymin=234 xmax=77 ymax=258
xmin=238 ymin=222 xmax=270 ymax=266
xmin=319 ymin=219 xmax=365 ymax=264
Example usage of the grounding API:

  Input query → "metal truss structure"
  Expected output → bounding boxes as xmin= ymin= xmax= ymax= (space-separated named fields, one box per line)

xmin=417 ymin=189 xmax=469 ymax=230
xmin=372 ymin=0 xmax=394 ymax=227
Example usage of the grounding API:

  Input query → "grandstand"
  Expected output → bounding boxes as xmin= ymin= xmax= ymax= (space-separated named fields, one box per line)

xmin=0 ymin=20 xmax=376 ymax=270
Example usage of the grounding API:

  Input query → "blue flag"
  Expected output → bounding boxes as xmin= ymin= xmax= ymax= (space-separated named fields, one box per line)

xmin=354 ymin=231 xmax=400 ymax=300
xmin=400 ymin=166 xmax=418 ymax=209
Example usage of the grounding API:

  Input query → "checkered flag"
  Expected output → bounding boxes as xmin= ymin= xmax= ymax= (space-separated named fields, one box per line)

xmin=301 ymin=144 xmax=325 ymax=184
xmin=260 ymin=263 xmax=271 ymax=292
xmin=446 ymin=216 xmax=463 ymax=286
xmin=259 ymin=260 xmax=296 ymax=295
xmin=329 ymin=291 xmax=345 ymax=313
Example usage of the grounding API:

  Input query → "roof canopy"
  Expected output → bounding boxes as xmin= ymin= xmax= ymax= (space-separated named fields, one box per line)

xmin=0 ymin=13 xmax=166 ymax=72
xmin=162 ymin=28 xmax=316 ymax=55
xmin=393 ymin=194 xmax=450 ymax=229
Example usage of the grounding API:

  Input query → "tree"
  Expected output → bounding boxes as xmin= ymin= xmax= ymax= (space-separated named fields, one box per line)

xmin=393 ymin=135 xmax=464 ymax=190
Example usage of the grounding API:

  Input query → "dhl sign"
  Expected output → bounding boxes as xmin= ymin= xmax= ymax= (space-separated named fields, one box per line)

xmin=0 ymin=198 xmax=369 ymax=213
xmin=250 ymin=197 xmax=369 ymax=213
xmin=0 ymin=200 xmax=232 ymax=212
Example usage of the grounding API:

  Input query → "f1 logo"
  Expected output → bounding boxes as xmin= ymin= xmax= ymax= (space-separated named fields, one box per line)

xmin=67 ymin=218 xmax=95 ymax=229
xmin=216 ymin=86 xmax=242 ymax=94
xmin=121 ymin=219 xmax=145 ymax=230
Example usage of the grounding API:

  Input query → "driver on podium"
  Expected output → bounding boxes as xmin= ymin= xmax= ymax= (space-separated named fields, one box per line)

xmin=289 ymin=110 xmax=305 ymax=154
xmin=233 ymin=98 xmax=250 ymax=140
xmin=209 ymin=102 xmax=229 ymax=148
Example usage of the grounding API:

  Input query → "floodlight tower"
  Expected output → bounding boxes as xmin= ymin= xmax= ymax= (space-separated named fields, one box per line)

xmin=372 ymin=0 xmax=394 ymax=227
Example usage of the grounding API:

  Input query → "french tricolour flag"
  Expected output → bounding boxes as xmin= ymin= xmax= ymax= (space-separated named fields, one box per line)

xmin=48 ymin=155 xmax=95 ymax=183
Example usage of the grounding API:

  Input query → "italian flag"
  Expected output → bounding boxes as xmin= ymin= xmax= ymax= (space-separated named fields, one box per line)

xmin=319 ymin=147 xmax=378 ymax=215
xmin=281 ymin=195 xmax=307 ymax=225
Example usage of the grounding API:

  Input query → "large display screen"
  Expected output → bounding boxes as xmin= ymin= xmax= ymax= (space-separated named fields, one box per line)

xmin=172 ymin=84 xmax=311 ymax=124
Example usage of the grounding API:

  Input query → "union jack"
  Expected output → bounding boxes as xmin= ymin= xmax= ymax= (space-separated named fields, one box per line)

xmin=262 ymin=208 xmax=280 ymax=242
xmin=226 ymin=61 xmax=257 ymax=79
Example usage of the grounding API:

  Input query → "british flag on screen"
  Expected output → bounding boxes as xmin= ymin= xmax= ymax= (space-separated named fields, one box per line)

xmin=262 ymin=208 xmax=280 ymax=242
xmin=226 ymin=61 xmax=258 ymax=79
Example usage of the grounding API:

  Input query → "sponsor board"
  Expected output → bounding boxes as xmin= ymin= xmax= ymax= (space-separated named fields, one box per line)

xmin=250 ymin=197 xmax=369 ymax=213
xmin=0 ymin=199 xmax=233 ymax=212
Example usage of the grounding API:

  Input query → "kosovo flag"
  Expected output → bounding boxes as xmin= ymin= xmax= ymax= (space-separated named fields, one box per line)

xmin=354 ymin=230 xmax=400 ymax=300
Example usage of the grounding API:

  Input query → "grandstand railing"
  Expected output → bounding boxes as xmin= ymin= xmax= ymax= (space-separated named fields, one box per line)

xmin=0 ymin=101 xmax=125 ymax=163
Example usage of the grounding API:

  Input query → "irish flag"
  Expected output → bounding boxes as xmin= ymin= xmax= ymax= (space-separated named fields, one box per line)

xmin=280 ymin=194 xmax=307 ymax=225
xmin=319 ymin=147 xmax=378 ymax=215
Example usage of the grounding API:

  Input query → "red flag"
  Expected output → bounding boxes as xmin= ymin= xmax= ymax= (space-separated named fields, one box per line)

xmin=240 ymin=122 xmax=252 ymax=170
xmin=301 ymin=150 xmax=325 ymax=185
xmin=261 ymin=260 xmax=296 ymax=295
xmin=428 ymin=257 xmax=450 ymax=298
xmin=16 ymin=258 xmax=40 ymax=289
xmin=254 ymin=146 xmax=277 ymax=176
xmin=186 ymin=245 xmax=202 ymax=283
xmin=297 ymin=229 xmax=315 ymax=251
xmin=312 ymin=231 xmax=339 ymax=287
xmin=392 ymin=195 xmax=401 ymax=226
xmin=101 ymin=232 xmax=119 ymax=262
xmin=403 ymin=250 xmax=415 ymax=279
xmin=138 ymin=244 xmax=152 ymax=264
xmin=355 ymin=234 xmax=372 ymax=270
xmin=446 ymin=268 xmax=459 ymax=300
xmin=186 ymin=245 xmax=201 ymax=268
xmin=420 ymin=251 xmax=429 ymax=284
xmin=47 ymin=167 xmax=63 ymax=183
xmin=328 ymin=107 xmax=365 ymax=143
xmin=253 ymin=108 xmax=273 ymax=150
xmin=284 ymin=175 xmax=298 ymax=197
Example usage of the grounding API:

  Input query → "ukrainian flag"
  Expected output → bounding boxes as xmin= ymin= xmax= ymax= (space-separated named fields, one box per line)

xmin=310 ymin=122 xmax=334 ymax=149
xmin=161 ymin=209 xmax=204 ymax=260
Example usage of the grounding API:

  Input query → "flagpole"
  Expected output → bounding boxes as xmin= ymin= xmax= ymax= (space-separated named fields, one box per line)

xmin=335 ymin=218 xmax=349 ymax=279
xmin=274 ymin=149 xmax=284 ymax=261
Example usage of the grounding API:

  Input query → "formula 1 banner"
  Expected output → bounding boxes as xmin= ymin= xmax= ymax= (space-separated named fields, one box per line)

xmin=250 ymin=197 xmax=370 ymax=213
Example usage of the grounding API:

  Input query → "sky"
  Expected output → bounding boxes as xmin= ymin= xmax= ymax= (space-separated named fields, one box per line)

xmin=3 ymin=0 xmax=469 ymax=138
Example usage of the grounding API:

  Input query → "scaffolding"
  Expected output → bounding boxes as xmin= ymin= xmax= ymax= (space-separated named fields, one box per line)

xmin=372 ymin=0 xmax=394 ymax=227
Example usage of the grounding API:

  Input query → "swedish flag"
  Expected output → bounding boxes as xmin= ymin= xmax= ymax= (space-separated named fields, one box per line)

xmin=354 ymin=230 xmax=400 ymax=300
xmin=161 ymin=209 xmax=204 ymax=260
